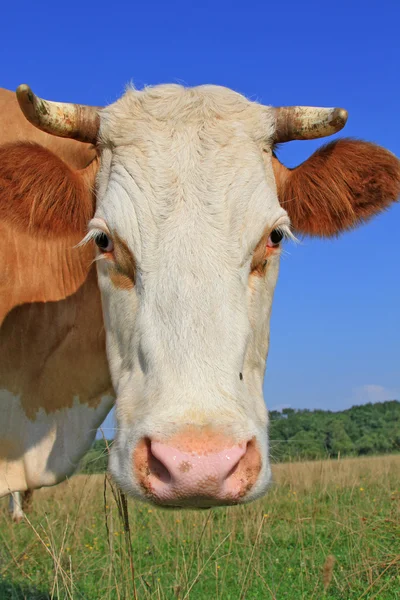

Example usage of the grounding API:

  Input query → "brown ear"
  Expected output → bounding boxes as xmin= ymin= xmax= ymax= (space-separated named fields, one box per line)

xmin=273 ymin=139 xmax=400 ymax=237
xmin=0 ymin=142 xmax=97 ymax=237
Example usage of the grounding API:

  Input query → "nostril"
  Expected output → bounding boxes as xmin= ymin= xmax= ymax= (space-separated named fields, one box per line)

xmin=224 ymin=441 xmax=252 ymax=481
xmin=225 ymin=462 xmax=239 ymax=481
xmin=225 ymin=453 xmax=243 ymax=480
xmin=146 ymin=438 xmax=171 ymax=484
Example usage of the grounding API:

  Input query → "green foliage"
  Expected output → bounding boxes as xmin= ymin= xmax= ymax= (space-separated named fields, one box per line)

xmin=79 ymin=439 xmax=110 ymax=474
xmin=269 ymin=400 xmax=400 ymax=462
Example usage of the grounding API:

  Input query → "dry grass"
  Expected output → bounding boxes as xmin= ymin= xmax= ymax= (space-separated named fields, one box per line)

xmin=0 ymin=455 xmax=399 ymax=599
xmin=273 ymin=453 xmax=400 ymax=489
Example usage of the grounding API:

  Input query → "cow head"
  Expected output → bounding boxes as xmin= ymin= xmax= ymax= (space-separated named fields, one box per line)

xmin=16 ymin=84 xmax=400 ymax=507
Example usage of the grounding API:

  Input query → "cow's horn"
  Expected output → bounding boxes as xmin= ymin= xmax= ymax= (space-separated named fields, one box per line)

xmin=16 ymin=84 xmax=100 ymax=144
xmin=273 ymin=106 xmax=348 ymax=143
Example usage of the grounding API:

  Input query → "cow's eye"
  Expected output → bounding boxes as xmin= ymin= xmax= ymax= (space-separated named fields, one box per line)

xmin=95 ymin=232 xmax=114 ymax=253
xmin=267 ymin=229 xmax=284 ymax=247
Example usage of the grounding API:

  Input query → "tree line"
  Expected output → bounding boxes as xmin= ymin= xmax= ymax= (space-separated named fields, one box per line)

xmin=269 ymin=400 xmax=400 ymax=461
xmin=79 ymin=400 xmax=400 ymax=473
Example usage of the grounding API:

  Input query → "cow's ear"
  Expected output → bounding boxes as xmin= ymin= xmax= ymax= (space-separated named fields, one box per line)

xmin=0 ymin=142 xmax=97 ymax=237
xmin=273 ymin=139 xmax=400 ymax=237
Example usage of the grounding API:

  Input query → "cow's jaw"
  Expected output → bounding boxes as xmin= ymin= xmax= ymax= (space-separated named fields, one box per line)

xmin=92 ymin=84 xmax=289 ymax=506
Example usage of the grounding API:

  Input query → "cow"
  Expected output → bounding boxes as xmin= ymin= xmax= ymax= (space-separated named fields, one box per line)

xmin=0 ymin=83 xmax=399 ymax=509
xmin=0 ymin=88 xmax=114 ymax=501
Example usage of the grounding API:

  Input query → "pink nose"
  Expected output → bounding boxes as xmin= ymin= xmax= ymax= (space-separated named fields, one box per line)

xmin=134 ymin=434 xmax=261 ymax=507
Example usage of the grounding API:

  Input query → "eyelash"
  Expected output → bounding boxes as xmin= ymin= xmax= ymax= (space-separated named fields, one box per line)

xmin=268 ymin=224 xmax=295 ymax=247
xmin=78 ymin=228 xmax=114 ymax=253
xmin=94 ymin=231 xmax=114 ymax=253
xmin=267 ymin=228 xmax=284 ymax=247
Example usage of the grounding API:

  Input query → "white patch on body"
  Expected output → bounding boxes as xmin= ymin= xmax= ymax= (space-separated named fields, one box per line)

xmin=0 ymin=389 xmax=113 ymax=496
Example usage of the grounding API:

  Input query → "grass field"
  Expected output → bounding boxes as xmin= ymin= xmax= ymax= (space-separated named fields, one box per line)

xmin=0 ymin=455 xmax=399 ymax=599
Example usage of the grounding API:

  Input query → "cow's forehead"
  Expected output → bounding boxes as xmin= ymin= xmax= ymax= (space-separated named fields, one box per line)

xmin=100 ymin=84 xmax=273 ymax=145
xmin=96 ymin=84 xmax=284 ymax=263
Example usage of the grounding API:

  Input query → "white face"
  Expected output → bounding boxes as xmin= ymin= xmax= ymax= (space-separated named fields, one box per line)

xmin=89 ymin=85 xmax=291 ymax=507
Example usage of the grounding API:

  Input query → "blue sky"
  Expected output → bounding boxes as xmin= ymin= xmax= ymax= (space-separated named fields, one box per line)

xmin=2 ymin=0 xmax=399 ymax=436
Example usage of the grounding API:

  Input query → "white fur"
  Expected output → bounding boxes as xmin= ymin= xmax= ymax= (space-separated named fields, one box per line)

xmin=0 ymin=389 xmax=113 ymax=496
xmin=92 ymin=84 xmax=290 ymax=502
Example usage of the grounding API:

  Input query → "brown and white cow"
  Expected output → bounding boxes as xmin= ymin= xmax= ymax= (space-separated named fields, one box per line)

xmin=0 ymin=83 xmax=399 ymax=508
xmin=0 ymin=88 xmax=113 ymax=498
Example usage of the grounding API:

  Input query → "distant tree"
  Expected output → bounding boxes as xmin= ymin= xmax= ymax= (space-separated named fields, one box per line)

xmin=324 ymin=421 xmax=354 ymax=456
xmin=287 ymin=431 xmax=324 ymax=460
xmin=355 ymin=435 xmax=376 ymax=455
xmin=269 ymin=400 xmax=399 ymax=462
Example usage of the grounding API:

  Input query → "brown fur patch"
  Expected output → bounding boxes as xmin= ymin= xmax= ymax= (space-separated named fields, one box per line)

xmin=273 ymin=139 xmax=400 ymax=237
xmin=0 ymin=267 xmax=112 ymax=420
xmin=0 ymin=142 xmax=97 ymax=237
xmin=0 ymin=220 xmax=94 ymax=325
xmin=109 ymin=271 xmax=135 ymax=290
xmin=109 ymin=233 xmax=136 ymax=289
